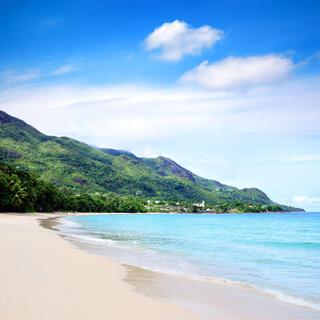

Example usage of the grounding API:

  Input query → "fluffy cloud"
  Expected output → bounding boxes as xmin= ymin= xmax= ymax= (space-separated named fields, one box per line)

xmin=181 ymin=54 xmax=294 ymax=90
xmin=144 ymin=20 xmax=223 ymax=61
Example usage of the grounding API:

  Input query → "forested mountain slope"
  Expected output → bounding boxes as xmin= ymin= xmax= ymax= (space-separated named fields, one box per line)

xmin=0 ymin=110 xmax=302 ymax=211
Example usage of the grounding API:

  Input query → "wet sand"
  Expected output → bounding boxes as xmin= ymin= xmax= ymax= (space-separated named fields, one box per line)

xmin=125 ymin=265 xmax=320 ymax=320
xmin=0 ymin=213 xmax=194 ymax=320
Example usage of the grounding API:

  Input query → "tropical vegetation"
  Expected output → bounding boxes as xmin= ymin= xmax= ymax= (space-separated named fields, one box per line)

xmin=0 ymin=110 xmax=303 ymax=213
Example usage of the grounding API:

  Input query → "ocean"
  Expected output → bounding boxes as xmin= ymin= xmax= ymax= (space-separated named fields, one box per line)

xmin=58 ymin=212 xmax=320 ymax=310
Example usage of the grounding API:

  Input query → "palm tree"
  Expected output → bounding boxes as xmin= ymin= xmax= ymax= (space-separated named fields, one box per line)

xmin=8 ymin=174 xmax=27 ymax=209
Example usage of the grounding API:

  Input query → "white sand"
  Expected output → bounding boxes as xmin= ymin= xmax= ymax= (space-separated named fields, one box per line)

xmin=0 ymin=214 xmax=195 ymax=320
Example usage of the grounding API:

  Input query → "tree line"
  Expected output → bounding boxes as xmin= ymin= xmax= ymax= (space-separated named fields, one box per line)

xmin=0 ymin=163 xmax=287 ymax=214
xmin=0 ymin=163 xmax=145 ymax=213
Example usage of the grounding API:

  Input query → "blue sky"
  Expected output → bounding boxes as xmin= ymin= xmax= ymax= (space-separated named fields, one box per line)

xmin=1 ymin=0 xmax=320 ymax=210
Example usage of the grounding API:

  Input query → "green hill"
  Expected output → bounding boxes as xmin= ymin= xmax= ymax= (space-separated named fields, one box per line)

xmin=0 ymin=110 xmax=302 ymax=212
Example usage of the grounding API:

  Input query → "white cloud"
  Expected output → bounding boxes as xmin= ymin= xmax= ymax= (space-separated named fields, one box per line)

xmin=0 ymin=69 xmax=41 ymax=85
xmin=1 ymin=75 xmax=319 ymax=147
xmin=293 ymin=196 xmax=320 ymax=205
xmin=180 ymin=54 xmax=294 ymax=90
xmin=50 ymin=64 xmax=77 ymax=76
xmin=145 ymin=20 xmax=223 ymax=61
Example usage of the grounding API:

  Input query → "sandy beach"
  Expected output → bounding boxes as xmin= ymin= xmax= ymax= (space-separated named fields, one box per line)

xmin=0 ymin=213 xmax=195 ymax=320
xmin=1 ymin=213 xmax=320 ymax=320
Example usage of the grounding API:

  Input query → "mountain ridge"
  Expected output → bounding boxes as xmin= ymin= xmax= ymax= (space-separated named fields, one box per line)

xmin=0 ymin=110 xmax=303 ymax=212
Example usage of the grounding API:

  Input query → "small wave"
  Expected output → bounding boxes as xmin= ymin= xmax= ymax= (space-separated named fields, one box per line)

xmin=57 ymin=219 xmax=131 ymax=249
xmin=262 ymin=288 xmax=320 ymax=311
xmin=63 ymin=233 xmax=111 ymax=244
xmin=57 ymin=216 xmax=320 ymax=312
xmin=184 ymin=275 xmax=320 ymax=311
xmin=59 ymin=218 xmax=82 ymax=228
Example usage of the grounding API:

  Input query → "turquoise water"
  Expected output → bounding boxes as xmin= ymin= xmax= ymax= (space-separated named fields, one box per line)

xmin=61 ymin=212 xmax=320 ymax=309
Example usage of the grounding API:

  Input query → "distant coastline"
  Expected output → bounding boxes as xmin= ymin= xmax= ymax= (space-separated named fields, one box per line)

xmin=0 ymin=110 xmax=304 ymax=214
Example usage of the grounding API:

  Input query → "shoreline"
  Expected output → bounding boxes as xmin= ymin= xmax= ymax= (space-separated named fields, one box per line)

xmin=41 ymin=210 xmax=310 ymax=217
xmin=56 ymin=213 xmax=320 ymax=319
xmin=0 ymin=213 xmax=195 ymax=320
xmin=1 ymin=213 xmax=319 ymax=320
